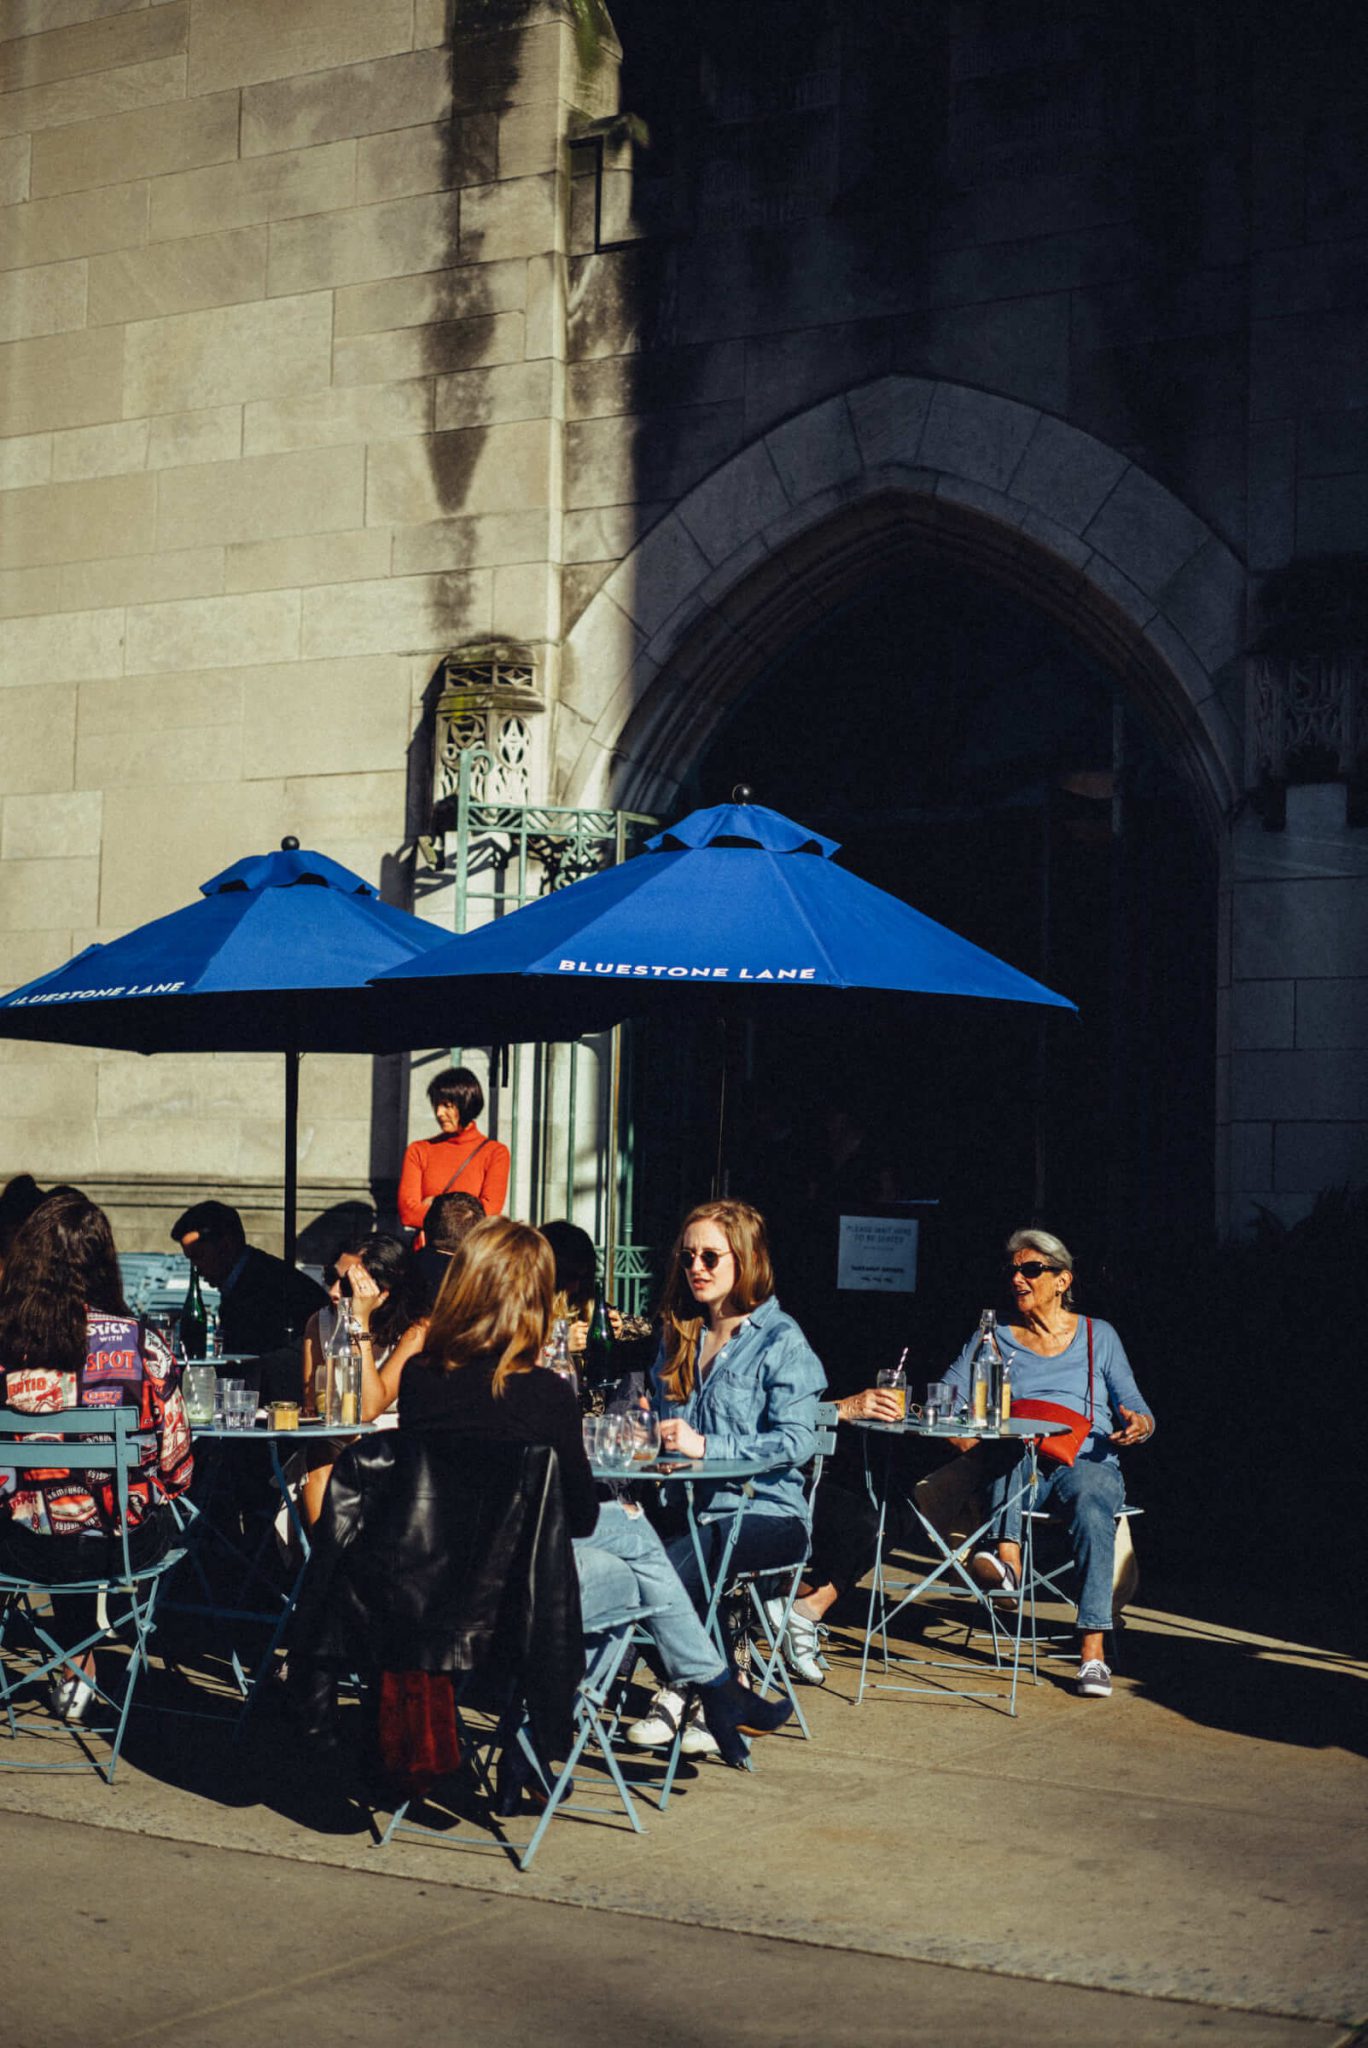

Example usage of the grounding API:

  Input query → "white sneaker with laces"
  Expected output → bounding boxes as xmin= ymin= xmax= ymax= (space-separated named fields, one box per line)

xmin=678 ymin=1701 xmax=720 ymax=1758
xmin=762 ymin=1595 xmax=826 ymax=1684
xmin=1076 ymin=1658 xmax=1113 ymax=1698
xmin=625 ymin=1685 xmax=687 ymax=1749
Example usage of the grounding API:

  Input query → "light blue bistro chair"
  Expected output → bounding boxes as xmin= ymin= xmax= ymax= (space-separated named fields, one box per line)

xmin=379 ymin=1600 xmax=660 ymax=1871
xmin=649 ymin=1400 xmax=841 ymax=1813
xmin=0 ymin=1407 xmax=187 ymax=1782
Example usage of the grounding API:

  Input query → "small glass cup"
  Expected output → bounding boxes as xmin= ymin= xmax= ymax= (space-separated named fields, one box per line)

xmin=269 ymin=1401 xmax=300 ymax=1431
xmin=923 ymin=1380 xmax=954 ymax=1427
xmin=182 ymin=1365 xmax=217 ymax=1426
xmin=581 ymin=1415 xmax=603 ymax=1461
xmin=596 ymin=1415 xmax=635 ymax=1474
xmin=224 ymin=1387 xmax=256 ymax=1430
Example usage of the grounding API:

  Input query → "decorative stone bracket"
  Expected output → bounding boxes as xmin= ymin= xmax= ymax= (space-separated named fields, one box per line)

xmin=1246 ymin=650 xmax=1366 ymax=793
xmin=430 ymin=643 xmax=545 ymax=832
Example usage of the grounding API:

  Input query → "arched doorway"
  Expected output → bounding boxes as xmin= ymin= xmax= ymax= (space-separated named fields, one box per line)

xmin=558 ymin=380 xmax=1240 ymax=1351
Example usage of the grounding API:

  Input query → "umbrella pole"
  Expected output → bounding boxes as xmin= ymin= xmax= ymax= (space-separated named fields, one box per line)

xmin=605 ymin=1022 xmax=622 ymax=1305
xmin=284 ymin=1049 xmax=300 ymax=1268
xmin=711 ymin=1015 xmax=728 ymax=1200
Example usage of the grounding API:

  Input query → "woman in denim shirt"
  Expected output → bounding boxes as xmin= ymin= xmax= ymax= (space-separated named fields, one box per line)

xmin=627 ymin=1200 xmax=825 ymax=1760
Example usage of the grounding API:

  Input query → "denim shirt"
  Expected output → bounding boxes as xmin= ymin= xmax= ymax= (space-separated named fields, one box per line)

xmin=649 ymin=1295 xmax=826 ymax=1522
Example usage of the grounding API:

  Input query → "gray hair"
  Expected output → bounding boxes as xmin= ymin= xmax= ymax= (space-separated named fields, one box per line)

xmin=1005 ymin=1227 xmax=1077 ymax=1307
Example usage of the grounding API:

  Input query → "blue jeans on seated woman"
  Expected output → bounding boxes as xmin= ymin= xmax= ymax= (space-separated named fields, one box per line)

xmin=982 ymin=1447 xmax=1124 ymax=1635
xmin=574 ymin=1502 xmax=724 ymax=1687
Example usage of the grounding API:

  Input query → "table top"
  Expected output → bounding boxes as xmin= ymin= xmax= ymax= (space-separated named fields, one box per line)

xmin=850 ymin=1415 xmax=1070 ymax=1439
xmin=588 ymin=1451 xmax=790 ymax=1484
xmin=190 ymin=1418 xmax=383 ymax=1440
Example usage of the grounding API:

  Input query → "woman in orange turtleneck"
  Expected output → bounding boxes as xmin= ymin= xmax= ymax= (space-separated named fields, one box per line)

xmin=397 ymin=1066 xmax=510 ymax=1240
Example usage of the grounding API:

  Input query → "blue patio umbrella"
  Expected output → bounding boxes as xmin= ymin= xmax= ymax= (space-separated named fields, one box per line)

xmin=372 ymin=799 xmax=1075 ymax=1028
xmin=0 ymin=841 xmax=453 ymax=1260
xmin=370 ymin=800 xmax=1076 ymax=1237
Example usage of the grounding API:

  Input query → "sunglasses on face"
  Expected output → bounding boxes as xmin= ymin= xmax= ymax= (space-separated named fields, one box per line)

xmin=681 ymin=1247 xmax=730 ymax=1271
xmin=1007 ymin=1261 xmax=1060 ymax=1281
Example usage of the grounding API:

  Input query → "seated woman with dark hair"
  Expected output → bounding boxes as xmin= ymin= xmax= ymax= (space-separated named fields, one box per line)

xmin=294 ymin=1232 xmax=428 ymax=1527
xmin=398 ymin=1216 xmax=792 ymax=1778
xmin=0 ymin=1191 xmax=193 ymax=1721
xmin=397 ymin=1066 xmax=510 ymax=1241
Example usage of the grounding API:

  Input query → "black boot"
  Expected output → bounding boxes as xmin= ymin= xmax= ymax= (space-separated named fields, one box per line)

xmin=693 ymin=1672 xmax=794 ymax=1769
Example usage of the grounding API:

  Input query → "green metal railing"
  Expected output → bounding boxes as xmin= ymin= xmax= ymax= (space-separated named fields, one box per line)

xmin=437 ymin=744 xmax=658 ymax=1312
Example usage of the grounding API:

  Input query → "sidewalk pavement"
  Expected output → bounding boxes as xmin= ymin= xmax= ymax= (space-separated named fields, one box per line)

xmin=1 ymin=1574 xmax=1364 ymax=2046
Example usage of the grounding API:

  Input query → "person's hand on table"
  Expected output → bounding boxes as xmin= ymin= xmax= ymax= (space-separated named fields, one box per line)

xmin=1109 ymin=1404 xmax=1153 ymax=1447
xmin=658 ymin=1418 xmax=706 ymax=1458
xmin=838 ymin=1387 xmax=904 ymax=1424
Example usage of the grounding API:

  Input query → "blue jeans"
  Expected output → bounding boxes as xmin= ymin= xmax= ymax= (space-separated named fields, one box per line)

xmin=665 ymin=1513 xmax=809 ymax=1620
xmin=574 ymin=1503 xmax=724 ymax=1687
xmin=983 ymin=1449 xmax=1124 ymax=1635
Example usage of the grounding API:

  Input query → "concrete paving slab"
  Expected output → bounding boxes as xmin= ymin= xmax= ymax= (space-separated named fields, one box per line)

xmin=0 ymin=1582 xmax=1363 ymax=2032
xmin=1 ymin=1811 xmax=1351 ymax=2048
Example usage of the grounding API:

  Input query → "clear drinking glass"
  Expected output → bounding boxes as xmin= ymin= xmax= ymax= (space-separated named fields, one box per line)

xmin=628 ymin=1410 xmax=661 ymax=1463
xmin=597 ymin=1415 xmax=636 ymax=1474
xmin=923 ymin=1380 xmax=954 ymax=1426
xmin=182 ymin=1365 xmax=216 ymax=1426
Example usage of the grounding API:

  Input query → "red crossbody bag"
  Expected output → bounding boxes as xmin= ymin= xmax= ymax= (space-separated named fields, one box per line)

xmin=1010 ymin=1316 xmax=1096 ymax=1467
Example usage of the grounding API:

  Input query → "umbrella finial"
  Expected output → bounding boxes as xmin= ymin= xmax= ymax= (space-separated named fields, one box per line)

xmin=731 ymin=783 xmax=754 ymax=804
xmin=281 ymin=835 xmax=300 ymax=851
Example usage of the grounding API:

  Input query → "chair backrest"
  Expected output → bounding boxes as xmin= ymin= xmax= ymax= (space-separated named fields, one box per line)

xmin=296 ymin=1432 xmax=585 ymax=1764
xmin=0 ymin=1406 xmax=149 ymax=1579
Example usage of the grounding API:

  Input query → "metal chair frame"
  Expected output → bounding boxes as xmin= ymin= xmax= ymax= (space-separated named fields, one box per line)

xmin=379 ymin=1600 xmax=659 ymax=1870
xmin=0 ymin=1406 xmax=186 ymax=1782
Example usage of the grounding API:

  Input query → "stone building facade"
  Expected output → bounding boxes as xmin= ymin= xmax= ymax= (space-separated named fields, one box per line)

xmin=0 ymin=0 xmax=1364 ymax=1249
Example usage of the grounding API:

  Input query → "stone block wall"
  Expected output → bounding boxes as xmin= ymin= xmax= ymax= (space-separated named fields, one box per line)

xmin=0 ymin=0 xmax=594 ymax=1250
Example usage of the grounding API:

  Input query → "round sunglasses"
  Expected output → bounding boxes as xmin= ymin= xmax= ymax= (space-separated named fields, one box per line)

xmin=681 ymin=1246 xmax=732 ymax=1271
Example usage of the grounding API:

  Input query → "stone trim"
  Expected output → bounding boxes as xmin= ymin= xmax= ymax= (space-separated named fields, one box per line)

xmin=557 ymin=376 xmax=1246 ymax=836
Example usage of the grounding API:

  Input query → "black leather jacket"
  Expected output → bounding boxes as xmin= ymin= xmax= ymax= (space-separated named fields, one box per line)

xmin=290 ymin=1433 xmax=585 ymax=1763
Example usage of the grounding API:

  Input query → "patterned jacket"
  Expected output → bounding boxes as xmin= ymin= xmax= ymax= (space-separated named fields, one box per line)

xmin=0 ymin=1312 xmax=194 ymax=1536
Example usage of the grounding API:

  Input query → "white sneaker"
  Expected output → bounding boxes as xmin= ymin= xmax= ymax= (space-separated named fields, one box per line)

xmin=625 ymin=1685 xmax=687 ymax=1749
xmin=679 ymin=1704 xmax=720 ymax=1758
xmin=762 ymin=1596 xmax=826 ymax=1685
xmin=49 ymin=1668 xmax=96 ymax=1723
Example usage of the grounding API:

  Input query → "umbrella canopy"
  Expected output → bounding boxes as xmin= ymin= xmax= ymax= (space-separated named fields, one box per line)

xmin=0 ymin=843 xmax=450 ymax=1054
xmin=371 ymin=800 xmax=1075 ymax=1033
xmin=0 ymin=842 xmax=454 ymax=1262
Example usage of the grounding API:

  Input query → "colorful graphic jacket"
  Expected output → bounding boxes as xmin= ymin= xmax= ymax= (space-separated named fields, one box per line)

xmin=0 ymin=1313 xmax=194 ymax=1536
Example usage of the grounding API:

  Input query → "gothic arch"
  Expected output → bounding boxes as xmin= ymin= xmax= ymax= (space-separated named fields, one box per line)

xmin=556 ymin=377 xmax=1246 ymax=837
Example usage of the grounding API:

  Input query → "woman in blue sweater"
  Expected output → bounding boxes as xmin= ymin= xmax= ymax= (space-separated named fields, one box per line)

xmin=946 ymin=1227 xmax=1154 ymax=1700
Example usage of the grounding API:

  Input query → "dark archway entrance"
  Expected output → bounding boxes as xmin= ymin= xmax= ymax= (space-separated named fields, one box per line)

xmin=629 ymin=559 xmax=1215 ymax=1378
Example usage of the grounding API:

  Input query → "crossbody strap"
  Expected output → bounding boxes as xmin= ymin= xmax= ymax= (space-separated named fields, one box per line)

xmin=434 ymin=1135 xmax=490 ymax=1201
xmin=1085 ymin=1316 xmax=1095 ymax=1424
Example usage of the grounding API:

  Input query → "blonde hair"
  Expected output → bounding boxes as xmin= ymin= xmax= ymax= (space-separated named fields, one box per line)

xmin=425 ymin=1215 xmax=553 ymax=1395
xmin=656 ymin=1200 xmax=774 ymax=1405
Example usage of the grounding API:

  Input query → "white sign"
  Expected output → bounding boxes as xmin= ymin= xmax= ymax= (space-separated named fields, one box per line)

xmin=837 ymin=1215 xmax=919 ymax=1293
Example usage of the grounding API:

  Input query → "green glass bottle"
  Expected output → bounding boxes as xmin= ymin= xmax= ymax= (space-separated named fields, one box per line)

xmin=585 ymin=1287 xmax=615 ymax=1386
xmin=180 ymin=1266 xmax=208 ymax=1360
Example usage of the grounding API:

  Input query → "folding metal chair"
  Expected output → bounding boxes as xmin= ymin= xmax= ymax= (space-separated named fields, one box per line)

xmin=0 ymin=1407 xmax=187 ymax=1782
xmin=735 ymin=1401 xmax=840 ymax=1737
xmin=380 ymin=1600 xmax=658 ymax=1870
xmin=1019 ymin=1502 xmax=1144 ymax=1673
